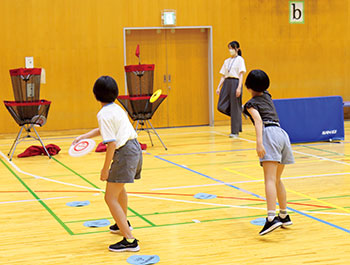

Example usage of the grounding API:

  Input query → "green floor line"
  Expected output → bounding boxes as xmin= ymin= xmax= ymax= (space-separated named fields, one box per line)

xmin=299 ymin=145 xmax=350 ymax=157
xmin=65 ymin=217 xmax=115 ymax=224
xmin=239 ymin=198 xmax=311 ymax=207
xmin=65 ymin=197 xmax=350 ymax=225
xmin=302 ymin=206 xmax=349 ymax=211
xmin=144 ymin=206 xmax=231 ymax=216
xmin=72 ymin=213 xmax=267 ymax=236
xmin=318 ymin=195 xmax=350 ymax=200
xmin=0 ymin=158 xmax=74 ymax=235
xmin=51 ymin=157 xmax=101 ymax=190
xmin=65 ymin=206 xmax=231 ymax=224
xmin=128 ymin=207 xmax=156 ymax=226
xmin=66 ymin=206 xmax=350 ymax=236
xmin=289 ymin=198 xmax=312 ymax=202
xmin=52 ymin=157 xmax=156 ymax=227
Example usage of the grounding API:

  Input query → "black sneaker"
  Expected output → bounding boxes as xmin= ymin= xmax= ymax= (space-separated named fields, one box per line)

xmin=109 ymin=220 xmax=133 ymax=234
xmin=109 ymin=237 xmax=140 ymax=252
xmin=279 ymin=215 xmax=293 ymax=227
xmin=259 ymin=217 xmax=282 ymax=236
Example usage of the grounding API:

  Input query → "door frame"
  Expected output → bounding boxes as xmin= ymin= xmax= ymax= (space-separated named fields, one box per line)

xmin=123 ymin=26 xmax=214 ymax=126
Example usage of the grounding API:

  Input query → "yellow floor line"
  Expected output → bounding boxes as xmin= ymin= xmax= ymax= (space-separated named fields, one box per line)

xmin=224 ymin=167 xmax=350 ymax=213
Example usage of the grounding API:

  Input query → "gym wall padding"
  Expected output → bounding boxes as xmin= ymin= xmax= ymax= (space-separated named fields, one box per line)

xmin=273 ymin=96 xmax=345 ymax=143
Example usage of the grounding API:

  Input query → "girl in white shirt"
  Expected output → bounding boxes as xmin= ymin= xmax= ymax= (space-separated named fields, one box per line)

xmin=217 ymin=41 xmax=246 ymax=138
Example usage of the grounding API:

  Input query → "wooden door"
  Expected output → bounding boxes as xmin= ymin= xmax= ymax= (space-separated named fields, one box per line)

xmin=125 ymin=29 xmax=169 ymax=127
xmin=125 ymin=28 xmax=209 ymax=127
xmin=166 ymin=28 xmax=209 ymax=126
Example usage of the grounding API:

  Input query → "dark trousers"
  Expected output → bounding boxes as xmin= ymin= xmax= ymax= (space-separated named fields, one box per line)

xmin=218 ymin=78 xmax=242 ymax=134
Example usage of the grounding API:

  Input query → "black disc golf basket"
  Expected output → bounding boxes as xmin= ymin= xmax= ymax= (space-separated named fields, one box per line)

xmin=117 ymin=64 xmax=167 ymax=150
xmin=3 ymin=68 xmax=51 ymax=160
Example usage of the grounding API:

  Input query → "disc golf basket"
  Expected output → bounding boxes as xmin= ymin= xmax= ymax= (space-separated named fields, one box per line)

xmin=117 ymin=64 xmax=168 ymax=150
xmin=3 ymin=68 xmax=51 ymax=160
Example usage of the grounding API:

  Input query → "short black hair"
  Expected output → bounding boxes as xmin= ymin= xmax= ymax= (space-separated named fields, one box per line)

xmin=93 ymin=76 xmax=119 ymax=103
xmin=245 ymin=70 xmax=270 ymax=92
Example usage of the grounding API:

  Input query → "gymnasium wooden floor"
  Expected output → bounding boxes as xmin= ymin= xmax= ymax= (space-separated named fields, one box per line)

xmin=1 ymin=122 xmax=350 ymax=264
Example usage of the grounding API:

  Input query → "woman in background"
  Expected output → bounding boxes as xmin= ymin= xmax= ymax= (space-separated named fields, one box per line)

xmin=217 ymin=41 xmax=246 ymax=138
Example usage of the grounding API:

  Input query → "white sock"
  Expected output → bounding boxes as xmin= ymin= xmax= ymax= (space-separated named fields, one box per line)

xmin=267 ymin=210 xmax=275 ymax=222
xmin=279 ymin=209 xmax=287 ymax=219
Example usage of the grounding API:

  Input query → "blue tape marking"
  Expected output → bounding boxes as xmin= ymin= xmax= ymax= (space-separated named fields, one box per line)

xmin=155 ymin=156 xmax=266 ymax=200
xmin=127 ymin=255 xmax=160 ymax=265
xmin=66 ymin=200 xmax=90 ymax=207
xmin=194 ymin=193 xmax=217 ymax=199
xmin=83 ymin=219 xmax=110 ymax=228
xmin=251 ymin=217 xmax=266 ymax=226
xmin=154 ymin=156 xmax=350 ymax=234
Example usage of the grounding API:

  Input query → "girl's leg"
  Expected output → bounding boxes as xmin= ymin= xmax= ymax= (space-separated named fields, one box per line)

xmin=276 ymin=164 xmax=291 ymax=224
xmin=118 ymin=186 xmax=128 ymax=216
xmin=276 ymin=164 xmax=287 ymax=210
xmin=105 ymin=182 xmax=133 ymax=239
xmin=259 ymin=161 xmax=283 ymax=235
xmin=262 ymin=161 xmax=279 ymax=216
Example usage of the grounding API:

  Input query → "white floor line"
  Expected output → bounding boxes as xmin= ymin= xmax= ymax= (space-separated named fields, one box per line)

xmin=128 ymin=193 xmax=266 ymax=210
xmin=139 ymin=130 xmax=218 ymax=137
xmin=129 ymin=193 xmax=350 ymax=216
xmin=302 ymin=210 xmax=350 ymax=216
xmin=280 ymin=172 xmax=350 ymax=180
xmin=212 ymin=131 xmax=257 ymax=143
xmin=293 ymin=150 xmax=350 ymax=166
xmin=152 ymin=182 xmax=242 ymax=191
xmin=225 ymin=135 xmax=350 ymax=166
xmin=151 ymin=172 xmax=350 ymax=191
xmin=0 ymin=196 xmax=74 ymax=205
xmin=0 ymin=151 xmax=104 ymax=193
xmin=0 ymin=136 xmax=77 ymax=147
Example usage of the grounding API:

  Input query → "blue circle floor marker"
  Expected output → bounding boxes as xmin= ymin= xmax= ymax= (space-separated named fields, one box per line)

xmin=66 ymin=200 xmax=90 ymax=207
xmin=127 ymin=255 xmax=160 ymax=265
xmin=193 ymin=193 xmax=217 ymax=199
xmin=250 ymin=217 xmax=266 ymax=226
xmin=83 ymin=219 xmax=110 ymax=228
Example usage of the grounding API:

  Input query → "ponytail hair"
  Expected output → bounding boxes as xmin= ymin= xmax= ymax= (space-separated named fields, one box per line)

xmin=228 ymin=41 xmax=242 ymax=56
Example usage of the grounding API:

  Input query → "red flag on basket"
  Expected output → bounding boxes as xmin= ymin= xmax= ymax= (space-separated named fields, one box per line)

xmin=135 ymin=44 xmax=140 ymax=58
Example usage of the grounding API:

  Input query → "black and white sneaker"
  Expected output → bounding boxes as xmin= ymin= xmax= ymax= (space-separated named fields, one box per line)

xmin=259 ymin=217 xmax=282 ymax=236
xmin=279 ymin=215 xmax=293 ymax=227
xmin=109 ymin=220 xmax=133 ymax=234
xmin=109 ymin=237 xmax=140 ymax=252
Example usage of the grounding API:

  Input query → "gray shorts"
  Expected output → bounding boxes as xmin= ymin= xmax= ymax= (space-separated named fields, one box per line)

xmin=260 ymin=126 xmax=295 ymax=165
xmin=108 ymin=138 xmax=142 ymax=183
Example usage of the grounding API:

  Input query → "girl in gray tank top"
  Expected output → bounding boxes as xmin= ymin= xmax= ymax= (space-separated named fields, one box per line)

xmin=244 ymin=69 xmax=294 ymax=236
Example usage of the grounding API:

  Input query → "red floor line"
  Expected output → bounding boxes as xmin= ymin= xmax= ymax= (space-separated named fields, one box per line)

xmin=128 ymin=191 xmax=333 ymax=209
xmin=0 ymin=190 xmax=98 ymax=193
xmin=1 ymin=190 xmax=333 ymax=209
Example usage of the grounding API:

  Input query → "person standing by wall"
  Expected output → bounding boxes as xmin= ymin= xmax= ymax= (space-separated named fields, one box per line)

xmin=217 ymin=41 xmax=246 ymax=138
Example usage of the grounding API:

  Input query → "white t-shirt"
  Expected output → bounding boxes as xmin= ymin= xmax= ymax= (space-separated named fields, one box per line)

xmin=219 ymin=56 xmax=246 ymax=78
xmin=97 ymin=103 xmax=138 ymax=149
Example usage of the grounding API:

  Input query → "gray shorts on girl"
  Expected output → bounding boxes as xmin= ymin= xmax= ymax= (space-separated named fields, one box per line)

xmin=108 ymin=138 xmax=142 ymax=183
xmin=260 ymin=126 xmax=295 ymax=165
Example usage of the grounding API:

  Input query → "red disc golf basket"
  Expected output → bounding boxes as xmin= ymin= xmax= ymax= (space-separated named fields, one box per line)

xmin=4 ymin=68 xmax=51 ymax=160
xmin=117 ymin=64 xmax=167 ymax=150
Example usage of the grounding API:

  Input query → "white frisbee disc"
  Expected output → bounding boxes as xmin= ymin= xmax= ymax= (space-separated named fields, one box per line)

xmin=31 ymin=115 xmax=47 ymax=126
xmin=69 ymin=139 xmax=96 ymax=157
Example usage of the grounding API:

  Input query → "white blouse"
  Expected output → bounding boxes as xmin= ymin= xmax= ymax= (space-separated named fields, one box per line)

xmin=220 ymin=56 xmax=246 ymax=78
xmin=97 ymin=103 xmax=137 ymax=149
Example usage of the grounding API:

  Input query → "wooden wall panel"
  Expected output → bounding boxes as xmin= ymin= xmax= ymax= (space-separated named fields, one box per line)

xmin=0 ymin=0 xmax=349 ymax=132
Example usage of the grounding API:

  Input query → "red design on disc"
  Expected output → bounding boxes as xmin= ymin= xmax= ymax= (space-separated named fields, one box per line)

xmin=74 ymin=141 xmax=89 ymax=152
